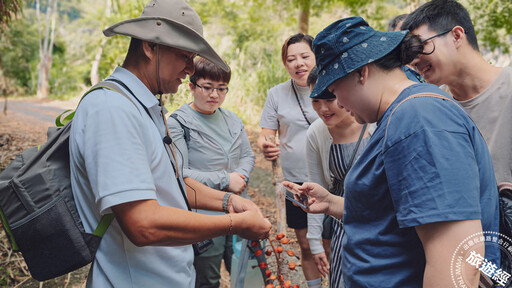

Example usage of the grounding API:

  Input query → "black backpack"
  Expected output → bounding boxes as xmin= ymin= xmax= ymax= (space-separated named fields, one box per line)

xmin=0 ymin=81 xmax=136 ymax=281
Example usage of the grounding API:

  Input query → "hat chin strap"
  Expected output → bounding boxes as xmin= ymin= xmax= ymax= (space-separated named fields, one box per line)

xmin=156 ymin=44 xmax=163 ymax=96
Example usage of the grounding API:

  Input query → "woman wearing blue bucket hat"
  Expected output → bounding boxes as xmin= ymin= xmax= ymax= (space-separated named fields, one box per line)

xmin=285 ymin=17 xmax=500 ymax=287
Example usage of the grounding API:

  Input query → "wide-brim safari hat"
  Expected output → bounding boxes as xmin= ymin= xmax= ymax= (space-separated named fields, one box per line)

xmin=103 ymin=0 xmax=229 ymax=72
xmin=311 ymin=16 xmax=407 ymax=98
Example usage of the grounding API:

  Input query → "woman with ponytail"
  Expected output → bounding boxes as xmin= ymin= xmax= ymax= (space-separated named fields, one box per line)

xmin=284 ymin=17 xmax=500 ymax=287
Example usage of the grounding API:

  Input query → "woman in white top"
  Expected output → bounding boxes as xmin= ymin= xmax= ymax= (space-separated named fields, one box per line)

xmin=257 ymin=33 xmax=321 ymax=288
xmin=306 ymin=67 xmax=371 ymax=288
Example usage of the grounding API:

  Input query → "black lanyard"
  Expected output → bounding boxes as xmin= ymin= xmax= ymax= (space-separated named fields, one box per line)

xmin=106 ymin=78 xmax=193 ymax=212
xmin=291 ymin=80 xmax=311 ymax=126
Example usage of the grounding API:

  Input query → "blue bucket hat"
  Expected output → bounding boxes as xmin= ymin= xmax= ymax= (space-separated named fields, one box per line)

xmin=311 ymin=16 xmax=408 ymax=98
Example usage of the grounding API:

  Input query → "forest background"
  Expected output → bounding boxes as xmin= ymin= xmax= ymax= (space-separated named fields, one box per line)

xmin=1 ymin=0 xmax=511 ymax=126
xmin=0 ymin=0 xmax=511 ymax=287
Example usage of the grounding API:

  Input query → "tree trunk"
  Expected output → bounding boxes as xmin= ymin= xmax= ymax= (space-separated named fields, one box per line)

xmin=37 ymin=54 xmax=52 ymax=99
xmin=3 ymin=95 xmax=7 ymax=115
xmin=36 ymin=0 xmax=58 ymax=99
xmin=90 ymin=38 xmax=106 ymax=85
xmin=298 ymin=0 xmax=310 ymax=34
xmin=0 ymin=57 xmax=6 ymax=114
xmin=90 ymin=0 xmax=111 ymax=85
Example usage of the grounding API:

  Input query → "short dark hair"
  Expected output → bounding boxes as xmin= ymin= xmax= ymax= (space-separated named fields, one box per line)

xmin=123 ymin=38 xmax=150 ymax=67
xmin=401 ymin=0 xmax=479 ymax=51
xmin=388 ymin=14 xmax=408 ymax=32
xmin=281 ymin=33 xmax=314 ymax=65
xmin=189 ymin=57 xmax=231 ymax=84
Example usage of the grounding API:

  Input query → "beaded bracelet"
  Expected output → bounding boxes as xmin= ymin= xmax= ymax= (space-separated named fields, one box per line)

xmin=222 ymin=192 xmax=233 ymax=213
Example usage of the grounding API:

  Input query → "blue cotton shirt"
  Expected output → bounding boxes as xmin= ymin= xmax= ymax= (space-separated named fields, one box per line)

xmin=342 ymin=83 xmax=499 ymax=287
xmin=70 ymin=67 xmax=194 ymax=287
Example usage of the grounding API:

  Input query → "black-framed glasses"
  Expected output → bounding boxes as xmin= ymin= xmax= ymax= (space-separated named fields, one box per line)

xmin=419 ymin=28 xmax=453 ymax=55
xmin=193 ymin=82 xmax=229 ymax=96
xmin=421 ymin=28 xmax=453 ymax=44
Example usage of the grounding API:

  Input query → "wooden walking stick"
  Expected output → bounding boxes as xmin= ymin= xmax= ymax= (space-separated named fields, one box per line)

xmin=265 ymin=135 xmax=286 ymax=233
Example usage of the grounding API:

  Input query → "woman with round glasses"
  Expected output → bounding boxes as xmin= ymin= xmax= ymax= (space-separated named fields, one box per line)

xmin=257 ymin=33 xmax=322 ymax=288
xmin=284 ymin=17 xmax=499 ymax=287
xmin=168 ymin=57 xmax=255 ymax=288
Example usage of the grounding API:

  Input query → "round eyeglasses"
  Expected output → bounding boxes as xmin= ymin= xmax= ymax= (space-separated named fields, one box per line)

xmin=193 ymin=82 xmax=229 ymax=96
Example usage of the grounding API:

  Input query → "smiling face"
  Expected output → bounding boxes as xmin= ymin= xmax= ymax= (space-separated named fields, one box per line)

xmin=284 ymin=42 xmax=316 ymax=87
xmin=311 ymin=97 xmax=353 ymax=127
xmin=410 ymin=25 xmax=457 ymax=86
xmin=189 ymin=78 xmax=228 ymax=114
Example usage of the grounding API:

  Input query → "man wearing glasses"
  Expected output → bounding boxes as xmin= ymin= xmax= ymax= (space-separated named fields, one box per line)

xmin=168 ymin=57 xmax=255 ymax=288
xmin=403 ymin=0 xmax=512 ymax=279
xmin=69 ymin=0 xmax=271 ymax=286
xmin=404 ymin=0 xmax=512 ymax=195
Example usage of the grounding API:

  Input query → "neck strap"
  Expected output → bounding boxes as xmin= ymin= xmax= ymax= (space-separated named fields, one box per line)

xmin=291 ymin=80 xmax=311 ymax=126
xmin=106 ymin=78 xmax=192 ymax=212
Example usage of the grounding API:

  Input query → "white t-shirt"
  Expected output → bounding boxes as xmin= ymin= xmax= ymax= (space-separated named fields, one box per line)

xmin=70 ymin=67 xmax=194 ymax=287
xmin=259 ymin=80 xmax=319 ymax=182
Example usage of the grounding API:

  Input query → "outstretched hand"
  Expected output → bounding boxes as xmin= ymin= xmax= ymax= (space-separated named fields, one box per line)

xmin=282 ymin=181 xmax=332 ymax=214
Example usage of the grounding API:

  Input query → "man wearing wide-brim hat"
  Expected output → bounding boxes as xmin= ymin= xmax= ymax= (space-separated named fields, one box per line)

xmin=69 ymin=0 xmax=271 ymax=286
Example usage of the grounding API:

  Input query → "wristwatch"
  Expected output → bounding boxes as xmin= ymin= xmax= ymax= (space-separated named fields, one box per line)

xmin=222 ymin=192 xmax=233 ymax=213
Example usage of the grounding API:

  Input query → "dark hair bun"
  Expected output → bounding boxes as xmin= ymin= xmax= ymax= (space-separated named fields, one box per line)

xmin=400 ymin=33 xmax=424 ymax=66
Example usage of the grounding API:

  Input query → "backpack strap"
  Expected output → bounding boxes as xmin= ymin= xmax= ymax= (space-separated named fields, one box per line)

xmin=54 ymin=80 xmax=144 ymax=236
xmin=55 ymin=80 xmax=141 ymax=127
xmin=93 ymin=213 xmax=115 ymax=237
xmin=384 ymin=92 xmax=486 ymax=145
xmin=169 ymin=113 xmax=191 ymax=143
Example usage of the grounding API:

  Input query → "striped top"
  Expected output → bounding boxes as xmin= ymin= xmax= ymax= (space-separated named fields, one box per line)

xmin=329 ymin=138 xmax=370 ymax=196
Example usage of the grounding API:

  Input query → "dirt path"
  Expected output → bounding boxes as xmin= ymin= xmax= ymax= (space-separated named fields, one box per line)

xmin=0 ymin=98 xmax=310 ymax=288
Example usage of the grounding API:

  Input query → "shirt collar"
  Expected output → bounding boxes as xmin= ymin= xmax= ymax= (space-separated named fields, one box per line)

xmin=108 ymin=67 xmax=160 ymax=110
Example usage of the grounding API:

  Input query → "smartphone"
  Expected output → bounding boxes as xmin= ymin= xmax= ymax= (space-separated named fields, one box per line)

xmin=285 ymin=190 xmax=308 ymax=209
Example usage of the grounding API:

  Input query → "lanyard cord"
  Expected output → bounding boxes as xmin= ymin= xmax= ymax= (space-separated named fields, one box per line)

xmin=106 ymin=78 xmax=194 ymax=211
xmin=105 ymin=78 xmax=180 ymax=180
xmin=291 ymin=80 xmax=311 ymax=126
xmin=158 ymin=96 xmax=180 ymax=179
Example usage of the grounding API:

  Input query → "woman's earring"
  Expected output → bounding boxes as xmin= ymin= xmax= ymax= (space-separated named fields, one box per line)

xmin=360 ymin=77 xmax=364 ymax=81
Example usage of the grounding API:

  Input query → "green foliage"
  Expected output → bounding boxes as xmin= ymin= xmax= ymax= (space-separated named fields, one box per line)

xmin=1 ymin=0 xmax=510 ymax=118
xmin=0 ymin=15 xmax=39 ymax=94
xmin=183 ymin=0 xmax=294 ymax=124
xmin=0 ymin=0 xmax=23 ymax=31
xmin=464 ymin=0 xmax=512 ymax=53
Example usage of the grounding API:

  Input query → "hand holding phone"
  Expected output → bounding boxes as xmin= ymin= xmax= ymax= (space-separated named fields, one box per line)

xmin=285 ymin=190 xmax=308 ymax=209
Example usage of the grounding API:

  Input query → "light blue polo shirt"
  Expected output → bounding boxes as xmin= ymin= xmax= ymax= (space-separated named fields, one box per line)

xmin=342 ymin=83 xmax=500 ymax=287
xmin=70 ymin=67 xmax=195 ymax=287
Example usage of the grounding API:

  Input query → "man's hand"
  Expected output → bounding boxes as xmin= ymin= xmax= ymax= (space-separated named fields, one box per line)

xmin=313 ymin=252 xmax=330 ymax=277
xmin=228 ymin=172 xmax=246 ymax=194
xmin=232 ymin=210 xmax=272 ymax=240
